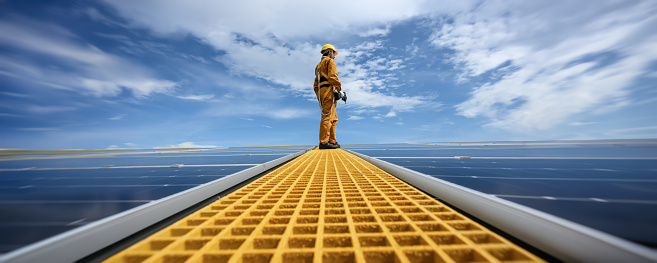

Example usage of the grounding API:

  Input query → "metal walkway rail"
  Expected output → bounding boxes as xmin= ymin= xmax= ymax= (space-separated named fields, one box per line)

xmin=105 ymin=149 xmax=545 ymax=263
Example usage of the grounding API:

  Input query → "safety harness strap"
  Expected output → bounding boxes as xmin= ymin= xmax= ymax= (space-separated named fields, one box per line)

xmin=315 ymin=57 xmax=335 ymax=117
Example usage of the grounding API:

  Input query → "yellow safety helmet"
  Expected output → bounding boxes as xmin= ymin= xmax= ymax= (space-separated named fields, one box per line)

xmin=321 ymin=44 xmax=338 ymax=56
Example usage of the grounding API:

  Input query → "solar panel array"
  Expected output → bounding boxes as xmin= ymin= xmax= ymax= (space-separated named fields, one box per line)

xmin=1 ymin=140 xmax=655 ymax=261
xmin=0 ymin=147 xmax=308 ymax=254
xmin=346 ymin=141 xmax=657 ymax=248
xmin=104 ymin=149 xmax=545 ymax=263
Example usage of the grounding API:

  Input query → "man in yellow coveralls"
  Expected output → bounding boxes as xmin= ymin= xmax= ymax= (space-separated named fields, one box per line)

xmin=313 ymin=44 xmax=344 ymax=149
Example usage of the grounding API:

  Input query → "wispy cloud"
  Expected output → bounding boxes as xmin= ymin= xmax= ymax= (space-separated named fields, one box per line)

xmin=607 ymin=125 xmax=657 ymax=134
xmin=264 ymin=107 xmax=313 ymax=119
xmin=0 ymin=16 xmax=178 ymax=98
xmin=100 ymin=0 xmax=462 ymax=42
xmin=109 ymin=114 xmax=125 ymax=121
xmin=163 ymin=142 xmax=219 ymax=148
xmin=106 ymin=143 xmax=137 ymax=149
xmin=24 ymin=105 xmax=77 ymax=114
xmin=99 ymin=1 xmax=436 ymax=115
xmin=177 ymin=53 xmax=210 ymax=64
xmin=1 ymin=92 xmax=31 ymax=98
xmin=337 ymin=41 xmax=427 ymax=112
xmin=432 ymin=1 xmax=657 ymax=132
xmin=384 ymin=111 xmax=397 ymax=118
xmin=80 ymin=7 xmax=127 ymax=28
xmin=357 ymin=25 xmax=391 ymax=37
xmin=570 ymin=122 xmax=596 ymax=126
xmin=2 ymin=0 xmax=653 ymax=150
xmin=177 ymin=94 xmax=216 ymax=102
xmin=207 ymin=101 xmax=313 ymax=120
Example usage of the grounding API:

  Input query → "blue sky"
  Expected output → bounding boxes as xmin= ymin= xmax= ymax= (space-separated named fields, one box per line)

xmin=1 ymin=0 xmax=656 ymax=150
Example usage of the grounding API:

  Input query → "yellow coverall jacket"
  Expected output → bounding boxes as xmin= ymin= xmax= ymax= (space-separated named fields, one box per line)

xmin=313 ymin=56 xmax=341 ymax=145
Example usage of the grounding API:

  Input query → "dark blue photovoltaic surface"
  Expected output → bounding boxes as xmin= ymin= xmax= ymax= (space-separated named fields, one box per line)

xmin=0 ymin=154 xmax=288 ymax=169
xmin=0 ymin=147 xmax=307 ymax=253
xmin=347 ymin=141 xmax=657 ymax=248
xmin=349 ymin=143 xmax=657 ymax=158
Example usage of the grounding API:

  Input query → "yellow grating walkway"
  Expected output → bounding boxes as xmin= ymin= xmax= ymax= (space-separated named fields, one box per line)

xmin=105 ymin=149 xmax=545 ymax=263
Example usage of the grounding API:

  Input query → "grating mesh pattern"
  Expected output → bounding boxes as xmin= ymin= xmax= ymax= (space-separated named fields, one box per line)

xmin=104 ymin=149 xmax=545 ymax=263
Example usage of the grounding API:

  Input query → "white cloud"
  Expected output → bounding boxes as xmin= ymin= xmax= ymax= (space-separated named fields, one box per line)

xmin=177 ymin=94 xmax=216 ymax=102
xmin=174 ymin=70 xmax=316 ymax=120
xmin=80 ymin=78 xmax=122 ymax=97
xmin=431 ymin=1 xmax=657 ymax=131
xmin=337 ymin=42 xmax=427 ymax=111
xmin=177 ymin=53 xmax=210 ymax=64
xmin=609 ymin=125 xmax=657 ymax=134
xmin=100 ymin=0 xmax=470 ymax=41
xmin=24 ymin=105 xmax=77 ymax=114
xmin=570 ymin=122 xmax=596 ymax=126
xmin=81 ymin=7 xmax=127 ymax=28
xmin=165 ymin=142 xmax=218 ymax=148
xmin=208 ymin=102 xmax=313 ymax=120
xmin=647 ymin=71 xmax=657 ymax=78
xmin=264 ymin=107 xmax=313 ymax=119
xmin=0 ymin=16 xmax=178 ymax=98
xmin=98 ymin=0 xmax=452 ymax=114
xmin=347 ymin=116 xmax=364 ymax=121
xmin=350 ymin=108 xmax=378 ymax=115
xmin=605 ymin=125 xmax=657 ymax=138
xmin=109 ymin=114 xmax=125 ymax=121
xmin=357 ymin=25 xmax=391 ymax=37
xmin=107 ymin=143 xmax=138 ymax=149
xmin=414 ymin=124 xmax=433 ymax=131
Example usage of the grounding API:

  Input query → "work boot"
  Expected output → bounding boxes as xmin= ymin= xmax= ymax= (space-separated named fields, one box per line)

xmin=319 ymin=142 xmax=338 ymax=149
xmin=330 ymin=141 xmax=340 ymax=148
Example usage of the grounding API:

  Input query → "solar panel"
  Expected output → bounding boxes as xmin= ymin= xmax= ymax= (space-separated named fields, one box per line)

xmin=2 ymin=142 xmax=655 ymax=261
xmin=0 ymin=147 xmax=309 ymax=254
xmin=346 ymin=141 xmax=657 ymax=248
xmin=0 ymin=152 xmax=301 ymax=169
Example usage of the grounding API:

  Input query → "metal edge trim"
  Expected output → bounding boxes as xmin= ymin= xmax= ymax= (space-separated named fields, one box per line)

xmin=0 ymin=148 xmax=311 ymax=263
xmin=346 ymin=149 xmax=657 ymax=263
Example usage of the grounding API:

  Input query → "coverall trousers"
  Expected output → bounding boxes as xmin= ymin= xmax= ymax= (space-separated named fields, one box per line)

xmin=318 ymin=87 xmax=338 ymax=144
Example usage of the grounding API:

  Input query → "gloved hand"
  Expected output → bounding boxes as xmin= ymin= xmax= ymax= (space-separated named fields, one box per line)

xmin=334 ymin=90 xmax=347 ymax=103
